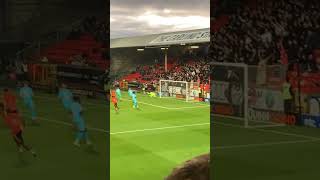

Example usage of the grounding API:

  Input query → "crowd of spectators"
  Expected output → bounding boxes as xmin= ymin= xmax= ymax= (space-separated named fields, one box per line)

xmin=69 ymin=54 xmax=89 ymax=66
xmin=135 ymin=59 xmax=210 ymax=84
xmin=0 ymin=57 xmax=28 ymax=82
xmin=211 ymin=0 xmax=320 ymax=66
xmin=68 ymin=16 xmax=108 ymax=45
xmin=82 ymin=16 xmax=108 ymax=45
xmin=64 ymin=16 xmax=109 ymax=70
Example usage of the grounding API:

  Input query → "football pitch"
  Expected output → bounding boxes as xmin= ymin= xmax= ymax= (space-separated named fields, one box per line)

xmin=5 ymin=90 xmax=317 ymax=179
xmin=212 ymin=117 xmax=320 ymax=179
xmin=110 ymin=93 xmax=210 ymax=180
xmin=0 ymin=91 xmax=107 ymax=180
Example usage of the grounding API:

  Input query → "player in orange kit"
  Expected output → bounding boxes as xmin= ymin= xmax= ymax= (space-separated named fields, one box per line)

xmin=1 ymin=89 xmax=36 ymax=156
xmin=111 ymin=90 xmax=119 ymax=113
xmin=0 ymin=103 xmax=36 ymax=156
xmin=3 ymin=88 xmax=17 ymax=112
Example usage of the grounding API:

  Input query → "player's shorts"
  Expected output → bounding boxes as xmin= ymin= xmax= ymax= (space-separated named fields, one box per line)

xmin=24 ymin=99 xmax=35 ymax=109
xmin=133 ymin=100 xmax=138 ymax=107
xmin=6 ymin=109 xmax=18 ymax=114
xmin=72 ymin=113 xmax=80 ymax=122
xmin=62 ymin=100 xmax=72 ymax=111
xmin=75 ymin=117 xmax=86 ymax=131
xmin=112 ymin=96 xmax=117 ymax=103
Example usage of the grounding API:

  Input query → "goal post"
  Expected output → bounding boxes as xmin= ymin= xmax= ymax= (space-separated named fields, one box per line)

xmin=159 ymin=80 xmax=200 ymax=102
xmin=212 ymin=62 xmax=287 ymax=128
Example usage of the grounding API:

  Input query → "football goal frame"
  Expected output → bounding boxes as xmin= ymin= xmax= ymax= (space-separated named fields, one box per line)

xmin=212 ymin=62 xmax=286 ymax=128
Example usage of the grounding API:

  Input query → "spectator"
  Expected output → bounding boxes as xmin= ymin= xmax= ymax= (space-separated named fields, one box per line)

xmin=211 ymin=0 xmax=320 ymax=66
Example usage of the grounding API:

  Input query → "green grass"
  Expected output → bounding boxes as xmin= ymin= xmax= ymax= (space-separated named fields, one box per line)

xmin=4 ymin=89 xmax=317 ymax=179
xmin=110 ymin=93 xmax=210 ymax=180
xmin=212 ymin=117 xmax=320 ymax=180
xmin=0 ymin=91 xmax=107 ymax=180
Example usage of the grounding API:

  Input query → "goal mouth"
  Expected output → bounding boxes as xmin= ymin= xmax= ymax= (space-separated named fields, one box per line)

xmin=159 ymin=79 xmax=204 ymax=102
xmin=212 ymin=62 xmax=289 ymax=128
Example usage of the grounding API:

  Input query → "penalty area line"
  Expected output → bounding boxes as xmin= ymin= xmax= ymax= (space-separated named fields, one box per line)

xmin=213 ymin=121 xmax=320 ymax=140
xmin=121 ymin=99 xmax=209 ymax=110
xmin=24 ymin=114 xmax=209 ymax=135
xmin=34 ymin=95 xmax=106 ymax=108
xmin=110 ymin=122 xmax=210 ymax=135
xmin=31 ymin=116 xmax=109 ymax=133
xmin=214 ymin=139 xmax=320 ymax=150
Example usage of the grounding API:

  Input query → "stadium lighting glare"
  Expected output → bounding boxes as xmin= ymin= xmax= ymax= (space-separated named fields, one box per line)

xmin=190 ymin=46 xmax=199 ymax=49
xmin=161 ymin=47 xmax=168 ymax=50
xmin=137 ymin=48 xmax=144 ymax=51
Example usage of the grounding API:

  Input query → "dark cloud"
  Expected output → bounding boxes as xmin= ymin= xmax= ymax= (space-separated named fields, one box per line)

xmin=111 ymin=0 xmax=210 ymax=38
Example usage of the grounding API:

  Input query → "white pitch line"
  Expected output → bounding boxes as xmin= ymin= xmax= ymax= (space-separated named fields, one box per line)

xmin=36 ymin=116 xmax=108 ymax=133
xmin=27 ymin=115 xmax=209 ymax=135
xmin=110 ymin=122 xmax=210 ymax=135
xmin=34 ymin=95 xmax=106 ymax=107
xmin=41 ymin=116 xmax=319 ymax=148
xmin=20 ymin=111 xmax=102 ymax=130
xmin=35 ymin=115 xmax=319 ymax=140
xmin=139 ymin=95 xmax=209 ymax=105
xmin=214 ymin=139 xmax=320 ymax=150
xmin=213 ymin=121 xmax=320 ymax=140
xmin=121 ymin=99 xmax=209 ymax=110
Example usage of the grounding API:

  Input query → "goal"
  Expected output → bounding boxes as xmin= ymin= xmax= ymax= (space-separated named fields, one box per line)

xmin=212 ymin=62 xmax=287 ymax=128
xmin=159 ymin=80 xmax=200 ymax=102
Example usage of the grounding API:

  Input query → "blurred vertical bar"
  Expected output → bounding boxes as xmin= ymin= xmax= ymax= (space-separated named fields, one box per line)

xmin=106 ymin=0 xmax=110 ymax=179
xmin=210 ymin=1 xmax=214 ymax=179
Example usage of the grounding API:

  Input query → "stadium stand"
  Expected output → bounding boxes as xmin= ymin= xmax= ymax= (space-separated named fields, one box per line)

xmin=1 ymin=12 xmax=108 ymax=94
xmin=132 ymin=58 xmax=210 ymax=84
xmin=211 ymin=0 xmax=320 ymax=97
xmin=116 ymin=55 xmax=210 ymax=92
xmin=211 ymin=0 xmax=320 ymax=66
xmin=111 ymin=28 xmax=210 ymax=95
xmin=37 ymin=17 xmax=109 ymax=70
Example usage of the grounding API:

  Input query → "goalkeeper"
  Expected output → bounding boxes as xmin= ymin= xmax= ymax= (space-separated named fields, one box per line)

xmin=147 ymin=92 xmax=157 ymax=98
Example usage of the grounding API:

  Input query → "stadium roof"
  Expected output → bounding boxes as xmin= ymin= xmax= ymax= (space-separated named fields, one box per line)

xmin=110 ymin=28 xmax=210 ymax=48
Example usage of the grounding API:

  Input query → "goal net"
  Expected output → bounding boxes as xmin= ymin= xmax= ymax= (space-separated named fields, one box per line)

xmin=159 ymin=80 xmax=200 ymax=102
xmin=212 ymin=62 xmax=288 ymax=128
